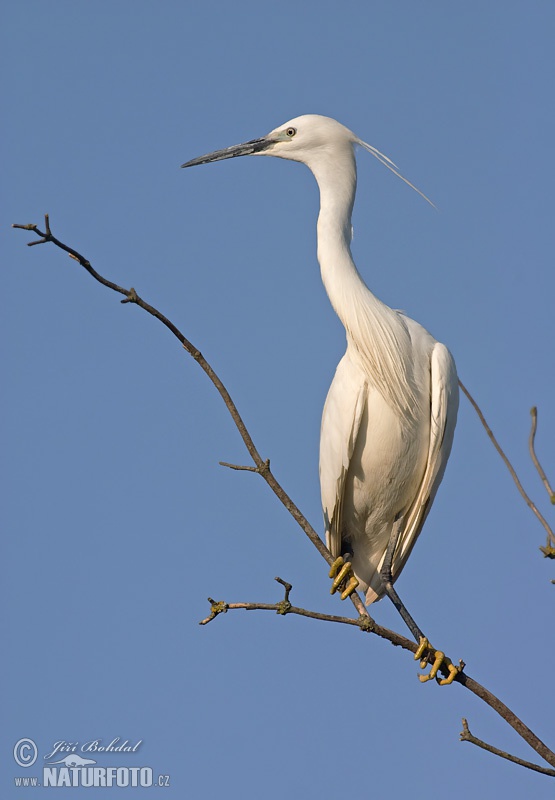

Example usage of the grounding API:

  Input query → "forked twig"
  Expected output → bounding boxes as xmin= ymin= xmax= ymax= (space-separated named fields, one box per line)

xmin=459 ymin=380 xmax=555 ymax=550
xmin=13 ymin=216 xmax=555 ymax=774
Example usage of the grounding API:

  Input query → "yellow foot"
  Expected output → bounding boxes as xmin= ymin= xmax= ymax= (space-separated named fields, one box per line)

xmin=329 ymin=556 xmax=359 ymax=600
xmin=415 ymin=637 xmax=461 ymax=686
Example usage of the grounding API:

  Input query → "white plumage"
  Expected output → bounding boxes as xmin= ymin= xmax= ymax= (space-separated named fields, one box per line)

xmin=182 ymin=114 xmax=458 ymax=610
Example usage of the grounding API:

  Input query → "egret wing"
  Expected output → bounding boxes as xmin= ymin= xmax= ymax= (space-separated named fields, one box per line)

xmin=389 ymin=343 xmax=458 ymax=577
xmin=320 ymin=354 xmax=367 ymax=558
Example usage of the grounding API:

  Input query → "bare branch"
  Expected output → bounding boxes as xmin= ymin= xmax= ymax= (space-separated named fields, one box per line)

xmin=12 ymin=216 xmax=369 ymax=619
xmin=199 ymin=580 xmax=555 ymax=772
xmin=460 ymin=718 xmax=555 ymax=777
xmin=13 ymin=218 xmax=555 ymax=773
xmin=459 ymin=380 xmax=555 ymax=549
xmin=529 ymin=407 xmax=555 ymax=506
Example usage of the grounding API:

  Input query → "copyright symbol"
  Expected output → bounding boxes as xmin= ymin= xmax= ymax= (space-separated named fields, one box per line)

xmin=13 ymin=738 xmax=38 ymax=767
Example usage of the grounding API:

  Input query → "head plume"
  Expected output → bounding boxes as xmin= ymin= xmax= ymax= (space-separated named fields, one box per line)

xmin=356 ymin=138 xmax=435 ymax=207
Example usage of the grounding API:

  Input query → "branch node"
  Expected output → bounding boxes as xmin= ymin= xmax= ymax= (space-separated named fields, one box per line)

xmin=460 ymin=717 xmax=471 ymax=742
xmin=199 ymin=598 xmax=228 ymax=626
xmin=258 ymin=458 xmax=271 ymax=475
xmin=357 ymin=614 xmax=375 ymax=632
xmin=121 ymin=287 xmax=139 ymax=305
xmin=539 ymin=545 xmax=555 ymax=559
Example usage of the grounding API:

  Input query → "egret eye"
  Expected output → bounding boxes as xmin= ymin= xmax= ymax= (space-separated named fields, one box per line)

xmin=285 ymin=127 xmax=297 ymax=138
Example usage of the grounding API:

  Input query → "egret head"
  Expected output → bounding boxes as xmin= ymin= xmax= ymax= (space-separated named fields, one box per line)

xmin=181 ymin=115 xmax=354 ymax=169
xmin=258 ymin=115 xmax=359 ymax=163
xmin=181 ymin=114 xmax=432 ymax=205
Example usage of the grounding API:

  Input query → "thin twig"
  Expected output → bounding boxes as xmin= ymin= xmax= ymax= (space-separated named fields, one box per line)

xmin=460 ymin=718 xmax=555 ymax=777
xmin=219 ymin=460 xmax=269 ymax=473
xmin=529 ymin=407 xmax=555 ymax=506
xmin=13 ymin=217 xmax=555 ymax=772
xmin=200 ymin=599 xmax=366 ymax=628
xmin=459 ymin=380 xmax=555 ymax=548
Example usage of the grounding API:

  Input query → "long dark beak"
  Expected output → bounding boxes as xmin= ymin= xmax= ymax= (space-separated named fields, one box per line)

xmin=181 ymin=136 xmax=275 ymax=168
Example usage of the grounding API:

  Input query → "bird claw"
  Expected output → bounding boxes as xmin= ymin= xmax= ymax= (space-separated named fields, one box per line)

xmin=415 ymin=637 xmax=460 ymax=686
xmin=329 ymin=557 xmax=359 ymax=600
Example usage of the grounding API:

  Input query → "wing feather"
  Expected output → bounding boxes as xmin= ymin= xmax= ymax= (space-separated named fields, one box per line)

xmin=389 ymin=343 xmax=458 ymax=577
xmin=320 ymin=354 xmax=367 ymax=558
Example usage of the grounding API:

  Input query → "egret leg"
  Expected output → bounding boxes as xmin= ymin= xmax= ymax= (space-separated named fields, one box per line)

xmin=380 ymin=525 xmax=460 ymax=686
xmin=380 ymin=523 xmax=424 ymax=642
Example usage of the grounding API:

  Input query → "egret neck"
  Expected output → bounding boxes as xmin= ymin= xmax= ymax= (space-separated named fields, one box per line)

xmin=311 ymin=147 xmax=420 ymax=426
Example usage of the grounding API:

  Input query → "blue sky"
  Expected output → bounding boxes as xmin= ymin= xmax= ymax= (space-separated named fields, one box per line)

xmin=3 ymin=2 xmax=554 ymax=797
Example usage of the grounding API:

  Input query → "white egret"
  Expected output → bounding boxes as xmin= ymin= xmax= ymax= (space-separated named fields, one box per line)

xmin=182 ymin=115 xmax=459 ymax=682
